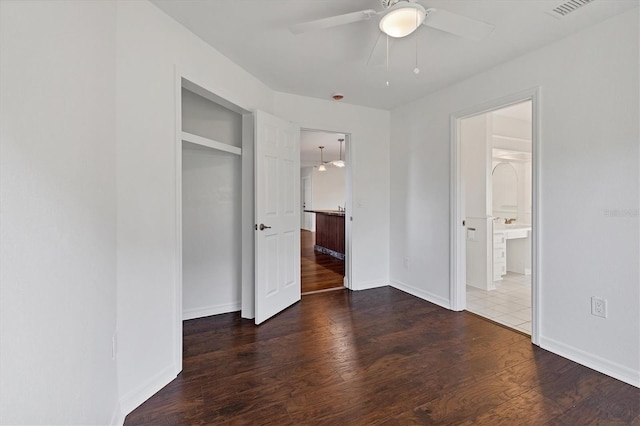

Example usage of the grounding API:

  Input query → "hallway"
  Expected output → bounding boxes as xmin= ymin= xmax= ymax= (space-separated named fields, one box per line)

xmin=301 ymin=230 xmax=344 ymax=294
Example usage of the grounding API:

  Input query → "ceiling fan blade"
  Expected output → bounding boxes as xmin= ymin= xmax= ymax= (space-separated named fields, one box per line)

xmin=289 ymin=9 xmax=377 ymax=34
xmin=423 ymin=8 xmax=494 ymax=41
xmin=366 ymin=32 xmax=386 ymax=67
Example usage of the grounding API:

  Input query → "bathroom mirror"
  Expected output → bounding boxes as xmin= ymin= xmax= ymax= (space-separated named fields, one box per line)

xmin=492 ymin=162 xmax=518 ymax=218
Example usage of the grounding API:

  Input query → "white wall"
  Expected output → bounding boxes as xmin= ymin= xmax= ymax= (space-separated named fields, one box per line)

xmin=275 ymin=93 xmax=391 ymax=290
xmin=182 ymin=88 xmax=243 ymax=148
xmin=0 ymin=1 xmax=119 ymax=424
xmin=390 ymin=9 xmax=639 ymax=386
xmin=301 ymin=167 xmax=313 ymax=179
xmin=182 ymin=142 xmax=242 ymax=319
xmin=311 ymin=166 xmax=346 ymax=211
xmin=116 ymin=0 xmax=274 ymax=416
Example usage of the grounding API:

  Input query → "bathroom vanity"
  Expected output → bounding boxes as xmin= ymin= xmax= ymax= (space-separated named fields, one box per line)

xmin=493 ymin=224 xmax=531 ymax=281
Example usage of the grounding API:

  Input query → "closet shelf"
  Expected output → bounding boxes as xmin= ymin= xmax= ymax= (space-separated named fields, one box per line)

xmin=181 ymin=131 xmax=242 ymax=156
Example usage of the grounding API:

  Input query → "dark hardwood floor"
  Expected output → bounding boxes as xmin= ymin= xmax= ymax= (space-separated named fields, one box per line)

xmin=301 ymin=229 xmax=344 ymax=294
xmin=125 ymin=287 xmax=639 ymax=425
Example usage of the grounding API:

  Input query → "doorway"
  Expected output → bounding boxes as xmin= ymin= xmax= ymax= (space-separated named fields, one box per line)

xmin=299 ymin=130 xmax=350 ymax=294
xmin=451 ymin=90 xmax=540 ymax=343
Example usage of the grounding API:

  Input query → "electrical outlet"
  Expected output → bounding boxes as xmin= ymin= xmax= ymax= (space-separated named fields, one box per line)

xmin=591 ymin=297 xmax=607 ymax=318
xmin=403 ymin=257 xmax=409 ymax=269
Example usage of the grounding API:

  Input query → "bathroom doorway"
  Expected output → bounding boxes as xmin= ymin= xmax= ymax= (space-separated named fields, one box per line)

xmin=299 ymin=130 xmax=351 ymax=294
xmin=451 ymin=93 xmax=539 ymax=340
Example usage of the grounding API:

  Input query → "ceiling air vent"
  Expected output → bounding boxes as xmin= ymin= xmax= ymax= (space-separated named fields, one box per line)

xmin=550 ymin=0 xmax=596 ymax=18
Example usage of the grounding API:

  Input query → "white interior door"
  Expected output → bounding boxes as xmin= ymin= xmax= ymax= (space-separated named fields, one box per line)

xmin=254 ymin=110 xmax=300 ymax=325
xmin=461 ymin=113 xmax=493 ymax=291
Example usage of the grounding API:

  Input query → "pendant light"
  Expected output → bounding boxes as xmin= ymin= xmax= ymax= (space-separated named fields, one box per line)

xmin=332 ymin=138 xmax=345 ymax=168
xmin=317 ymin=146 xmax=327 ymax=172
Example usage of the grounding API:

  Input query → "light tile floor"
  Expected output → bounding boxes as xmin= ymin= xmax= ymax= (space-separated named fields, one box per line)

xmin=466 ymin=272 xmax=531 ymax=334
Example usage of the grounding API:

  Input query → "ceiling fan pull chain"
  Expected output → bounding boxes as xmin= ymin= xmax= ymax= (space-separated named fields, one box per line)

xmin=414 ymin=8 xmax=420 ymax=75
xmin=386 ymin=34 xmax=390 ymax=87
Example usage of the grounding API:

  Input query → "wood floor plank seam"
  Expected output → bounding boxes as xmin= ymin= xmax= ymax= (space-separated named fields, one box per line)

xmin=125 ymin=287 xmax=639 ymax=425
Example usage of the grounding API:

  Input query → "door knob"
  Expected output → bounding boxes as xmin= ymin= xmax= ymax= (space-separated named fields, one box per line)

xmin=259 ymin=224 xmax=271 ymax=231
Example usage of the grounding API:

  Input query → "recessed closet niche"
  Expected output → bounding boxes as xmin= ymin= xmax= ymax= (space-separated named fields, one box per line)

xmin=181 ymin=83 xmax=243 ymax=320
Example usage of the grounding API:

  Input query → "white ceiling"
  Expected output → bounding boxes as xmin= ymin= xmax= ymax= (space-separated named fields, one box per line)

xmin=151 ymin=0 xmax=638 ymax=110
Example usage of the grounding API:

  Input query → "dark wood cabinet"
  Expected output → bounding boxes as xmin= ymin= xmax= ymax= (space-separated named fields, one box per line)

xmin=316 ymin=213 xmax=345 ymax=255
xmin=306 ymin=211 xmax=345 ymax=259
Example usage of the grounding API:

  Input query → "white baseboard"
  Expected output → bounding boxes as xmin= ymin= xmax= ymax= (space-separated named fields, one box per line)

xmin=182 ymin=301 xmax=241 ymax=320
xmin=539 ymin=335 xmax=640 ymax=388
xmin=390 ymin=280 xmax=451 ymax=310
xmin=352 ymin=279 xmax=388 ymax=291
xmin=118 ymin=364 xmax=178 ymax=420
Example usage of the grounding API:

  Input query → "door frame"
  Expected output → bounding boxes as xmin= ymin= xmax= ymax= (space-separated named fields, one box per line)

xmin=450 ymin=88 xmax=541 ymax=345
xmin=301 ymin=175 xmax=313 ymax=231
xmin=300 ymin=128 xmax=353 ymax=290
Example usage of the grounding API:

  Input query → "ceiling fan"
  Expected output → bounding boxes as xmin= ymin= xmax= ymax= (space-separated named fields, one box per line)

xmin=290 ymin=0 xmax=494 ymax=42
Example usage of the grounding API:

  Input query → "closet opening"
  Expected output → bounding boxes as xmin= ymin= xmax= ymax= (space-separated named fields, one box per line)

xmin=174 ymin=75 xmax=255 ymax=369
xmin=180 ymin=83 xmax=245 ymax=320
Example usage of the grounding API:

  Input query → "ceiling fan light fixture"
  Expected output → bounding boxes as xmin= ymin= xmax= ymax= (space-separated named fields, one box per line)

xmin=379 ymin=3 xmax=426 ymax=38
